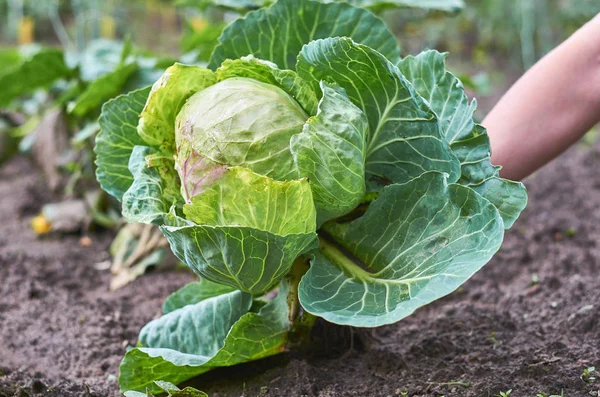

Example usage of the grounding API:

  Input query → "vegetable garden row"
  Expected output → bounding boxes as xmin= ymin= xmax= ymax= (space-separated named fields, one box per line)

xmin=1 ymin=1 xmax=598 ymax=396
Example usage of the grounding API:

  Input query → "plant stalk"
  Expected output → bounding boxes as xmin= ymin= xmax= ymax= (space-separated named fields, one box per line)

xmin=286 ymin=256 xmax=316 ymax=349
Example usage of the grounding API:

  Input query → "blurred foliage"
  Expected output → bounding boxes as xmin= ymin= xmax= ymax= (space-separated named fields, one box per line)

xmin=386 ymin=0 xmax=600 ymax=70
xmin=0 ymin=0 xmax=184 ymax=54
xmin=3 ymin=0 xmax=598 ymax=70
xmin=180 ymin=13 xmax=226 ymax=62
xmin=177 ymin=0 xmax=465 ymax=13
xmin=0 ymin=38 xmax=177 ymax=210
xmin=376 ymin=0 xmax=599 ymax=119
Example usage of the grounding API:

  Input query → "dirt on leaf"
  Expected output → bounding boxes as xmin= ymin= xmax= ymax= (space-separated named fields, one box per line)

xmin=1 ymin=142 xmax=599 ymax=397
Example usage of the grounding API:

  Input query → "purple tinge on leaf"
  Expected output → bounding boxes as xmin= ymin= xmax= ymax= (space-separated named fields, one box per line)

xmin=176 ymin=148 xmax=227 ymax=203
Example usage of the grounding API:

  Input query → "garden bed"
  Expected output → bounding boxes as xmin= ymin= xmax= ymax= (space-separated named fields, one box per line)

xmin=1 ymin=140 xmax=599 ymax=396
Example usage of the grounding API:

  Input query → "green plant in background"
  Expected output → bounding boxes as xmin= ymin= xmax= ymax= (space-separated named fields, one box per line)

xmin=0 ymin=38 xmax=179 ymax=287
xmin=0 ymin=38 xmax=176 ymax=193
xmin=178 ymin=0 xmax=465 ymax=13
xmin=0 ymin=38 xmax=174 ymax=137
xmin=536 ymin=391 xmax=565 ymax=397
xmin=582 ymin=366 xmax=597 ymax=383
xmin=179 ymin=15 xmax=226 ymax=63
xmin=0 ymin=46 xmax=72 ymax=108
xmin=94 ymin=0 xmax=527 ymax=394
xmin=423 ymin=0 xmax=599 ymax=70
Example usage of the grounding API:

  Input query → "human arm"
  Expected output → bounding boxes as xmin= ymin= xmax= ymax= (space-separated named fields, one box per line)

xmin=483 ymin=14 xmax=600 ymax=181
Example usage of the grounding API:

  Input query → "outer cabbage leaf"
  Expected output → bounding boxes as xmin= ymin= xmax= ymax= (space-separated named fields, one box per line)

xmin=161 ymin=223 xmax=317 ymax=293
xmin=95 ymin=87 xmax=151 ymax=201
xmin=145 ymin=151 xmax=183 ymax=209
xmin=0 ymin=48 xmax=72 ymax=107
xmin=398 ymin=50 xmax=527 ymax=228
xmin=69 ymin=62 xmax=138 ymax=118
xmin=121 ymin=288 xmax=252 ymax=392
xmin=138 ymin=63 xmax=216 ymax=150
xmin=291 ymin=82 xmax=369 ymax=225
xmin=299 ymin=172 xmax=504 ymax=327
xmin=140 ymin=291 xmax=253 ymax=357
xmin=297 ymin=38 xmax=460 ymax=189
xmin=471 ymin=174 xmax=528 ymax=228
xmin=163 ymin=279 xmax=236 ymax=314
xmin=208 ymin=0 xmax=400 ymax=70
xmin=120 ymin=280 xmax=291 ymax=394
xmin=162 ymin=168 xmax=318 ymax=293
xmin=184 ymin=167 xmax=316 ymax=236
xmin=122 ymin=146 xmax=171 ymax=224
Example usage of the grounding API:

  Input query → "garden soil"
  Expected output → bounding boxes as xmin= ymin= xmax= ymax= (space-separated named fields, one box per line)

xmin=1 ymin=140 xmax=599 ymax=397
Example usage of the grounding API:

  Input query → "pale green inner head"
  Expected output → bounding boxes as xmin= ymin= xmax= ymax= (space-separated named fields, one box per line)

xmin=175 ymin=77 xmax=308 ymax=182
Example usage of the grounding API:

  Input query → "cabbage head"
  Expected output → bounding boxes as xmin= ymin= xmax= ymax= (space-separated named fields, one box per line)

xmin=95 ymin=0 xmax=527 ymax=393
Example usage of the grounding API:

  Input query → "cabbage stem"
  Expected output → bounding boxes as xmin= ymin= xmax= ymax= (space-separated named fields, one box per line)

xmin=286 ymin=256 xmax=316 ymax=348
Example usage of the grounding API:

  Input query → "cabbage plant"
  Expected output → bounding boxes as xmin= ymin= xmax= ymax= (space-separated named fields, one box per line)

xmin=95 ymin=0 xmax=527 ymax=393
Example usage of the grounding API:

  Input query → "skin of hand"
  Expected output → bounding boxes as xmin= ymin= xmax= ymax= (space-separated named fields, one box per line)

xmin=483 ymin=13 xmax=600 ymax=181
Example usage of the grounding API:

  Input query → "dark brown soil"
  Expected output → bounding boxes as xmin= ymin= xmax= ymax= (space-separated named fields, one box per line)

xmin=1 ymin=140 xmax=599 ymax=397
